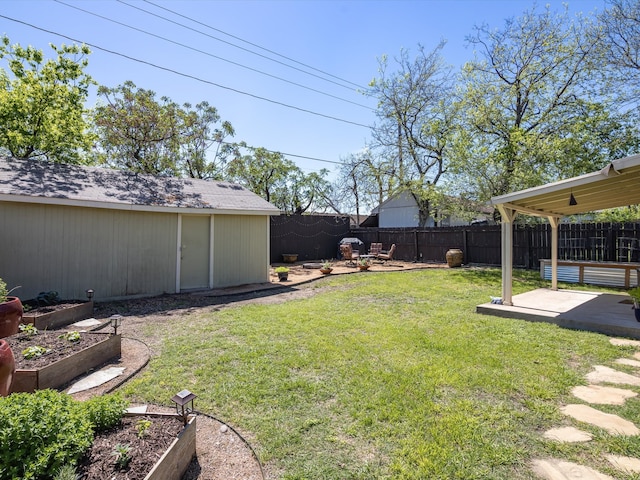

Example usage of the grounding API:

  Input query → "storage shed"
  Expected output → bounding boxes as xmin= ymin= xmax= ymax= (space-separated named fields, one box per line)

xmin=0 ymin=157 xmax=281 ymax=301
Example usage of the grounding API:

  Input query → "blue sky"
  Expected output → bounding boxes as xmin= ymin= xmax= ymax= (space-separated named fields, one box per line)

xmin=2 ymin=0 xmax=606 ymax=179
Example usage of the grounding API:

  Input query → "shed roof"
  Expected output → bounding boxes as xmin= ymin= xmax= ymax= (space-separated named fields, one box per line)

xmin=491 ymin=154 xmax=640 ymax=218
xmin=0 ymin=156 xmax=281 ymax=215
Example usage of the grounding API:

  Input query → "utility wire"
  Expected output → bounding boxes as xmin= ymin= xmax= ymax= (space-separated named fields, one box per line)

xmin=226 ymin=142 xmax=345 ymax=165
xmin=0 ymin=15 xmax=372 ymax=129
xmin=142 ymin=0 xmax=365 ymax=91
xmin=54 ymin=0 xmax=374 ymax=111
xmin=120 ymin=0 xmax=361 ymax=93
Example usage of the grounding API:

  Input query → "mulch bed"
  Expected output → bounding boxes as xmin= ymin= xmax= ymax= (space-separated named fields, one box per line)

xmin=5 ymin=331 xmax=107 ymax=369
xmin=23 ymin=300 xmax=86 ymax=314
xmin=77 ymin=414 xmax=184 ymax=480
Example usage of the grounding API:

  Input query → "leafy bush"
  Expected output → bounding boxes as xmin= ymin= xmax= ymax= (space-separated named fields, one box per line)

xmin=0 ymin=390 xmax=126 ymax=480
xmin=0 ymin=277 xmax=7 ymax=303
xmin=22 ymin=345 xmax=50 ymax=359
xmin=82 ymin=393 xmax=127 ymax=432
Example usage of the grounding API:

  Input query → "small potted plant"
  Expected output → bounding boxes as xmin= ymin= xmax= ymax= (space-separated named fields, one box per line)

xmin=320 ymin=261 xmax=333 ymax=275
xmin=0 ymin=277 xmax=22 ymax=339
xmin=629 ymin=286 xmax=640 ymax=322
xmin=357 ymin=258 xmax=370 ymax=271
xmin=275 ymin=266 xmax=289 ymax=282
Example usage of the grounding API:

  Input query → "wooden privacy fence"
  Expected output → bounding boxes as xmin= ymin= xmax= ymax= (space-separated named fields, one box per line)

xmin=271 ymin=216 xmax=640 ymax=269
xmin=270 ymin=215 xmax=351 ymax=263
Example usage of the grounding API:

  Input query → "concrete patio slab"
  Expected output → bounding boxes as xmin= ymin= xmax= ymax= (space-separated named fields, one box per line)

xmin=605 ymin=454 xmax=640 ymax=474
xmin=561 ymin=404 xmax=639 ymax=435
xmin=531 ymin=458 xmax=615 ymax=480
xmin=477 ymin=289 xmax=640 ymax=339
xmin=586 ymin=365 xmax=640 ymax=386
xmin=571 ymin=384 xmax=638 ymax=405
xmin=543 ymin=427 xmax=592 ymax=442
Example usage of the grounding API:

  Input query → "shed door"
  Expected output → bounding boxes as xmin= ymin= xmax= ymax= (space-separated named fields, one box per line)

xmin=180 ymin=215 xmax=210 ymax=290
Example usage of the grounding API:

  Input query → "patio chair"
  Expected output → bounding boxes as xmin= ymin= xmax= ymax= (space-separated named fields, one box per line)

xmin=377 ymin=244 xmax=396 ymax=262
xmin=368 ymin=243 xmax=383 ymax=256
xmin=340 ymin=244 xmax=360 ymax=266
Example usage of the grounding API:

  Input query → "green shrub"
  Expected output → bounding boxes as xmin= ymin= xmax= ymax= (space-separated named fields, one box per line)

xmin=0 ymin=277 xmax=7 ymax=303
xmin=0 ymin=390 xmax=126 ymax=480
xmin=82 ymin=393 xmax=127 ymax=432
xmin=53 ymin=465 xmax=78 ymax=480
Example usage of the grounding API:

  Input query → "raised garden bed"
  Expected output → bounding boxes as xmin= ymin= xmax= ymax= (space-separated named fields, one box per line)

xmin=22 ymin=300 xmax=94 ymax=330
xmin=7 ymin=332 xmax=121 ymax=393
xmin=78 ymin=413 xmax=196 ymax=480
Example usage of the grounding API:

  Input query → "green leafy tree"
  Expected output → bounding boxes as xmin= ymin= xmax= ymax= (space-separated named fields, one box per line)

xmin=178 ymin=101 xmax=235 ymax=180
xmin=226 ymin=146 xmax=330 ymax=214
xmin=452 ymin=5 xmax=638 ymax=206
xmin=331 ymin=149 xmax=396 ymax=222
xmin=93 ymin=81 xmax=233 ymax=177
xmin=367 ymin=42 xmax=459 ymax=227
xmin=0 ymin=36 xmax=94 ymax=162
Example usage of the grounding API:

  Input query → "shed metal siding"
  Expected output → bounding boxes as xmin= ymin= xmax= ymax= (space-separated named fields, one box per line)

xmin=0 ymin=202 xmax=177 ymax=300
xmin=213 ymin=215 xmax=269 ymax=287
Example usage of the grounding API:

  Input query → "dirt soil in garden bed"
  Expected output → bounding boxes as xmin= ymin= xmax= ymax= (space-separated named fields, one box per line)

xmin=6 ymin=331 xmax=107 ymax=369
xmin=23 ymin=300 xmax=87 ymax=315
xmin=77 ymin=414 xmax=184 ymax=480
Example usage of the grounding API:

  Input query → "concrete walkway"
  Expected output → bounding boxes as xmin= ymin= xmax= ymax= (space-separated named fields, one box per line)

xmin=534 ymin=337 xmax=640 ymax=479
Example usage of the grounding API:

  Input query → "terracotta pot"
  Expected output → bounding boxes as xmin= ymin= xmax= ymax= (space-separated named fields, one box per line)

xmin=0 ymin=339 xmax=15 ymax=396
xmin=0 ymin=297 xmax=23 ymax=339
xmin=277 ymin=272 xmax=289 ymax=282
xmin=320 ymin=268 xmax=333 ymax=275
xmin=446 ymin=249 xmax=463 ymax=268
xmin=358 ymin=265 xmax=370 ymax=271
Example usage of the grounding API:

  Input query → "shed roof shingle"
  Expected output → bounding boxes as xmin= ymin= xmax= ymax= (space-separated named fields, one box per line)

xmin=0 ymin=157 xmax=280 ymax=215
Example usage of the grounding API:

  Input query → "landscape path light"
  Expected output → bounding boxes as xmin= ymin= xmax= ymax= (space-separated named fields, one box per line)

xmin=172 ymin=389 xmax=197 ymax=425
xmin=109 ymin=314 xmax=122 ymax=335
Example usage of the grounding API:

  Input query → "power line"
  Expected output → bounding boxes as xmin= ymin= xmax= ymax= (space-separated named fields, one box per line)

xmin=142 ymin=0 xmax=366 ymax=91
xmin=54 ymin=0 xmax=374 ymax=111
xmin=0 ymin=14 xmax=372 ymax=129
xmin=120 ymin=0 xmax=362 ymax=93
xmin=227 ymin=142 xmax=344 ymax=165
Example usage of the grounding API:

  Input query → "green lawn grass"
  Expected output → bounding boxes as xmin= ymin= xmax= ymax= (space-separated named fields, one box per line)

xmin=122 ymin=268 xmax=640 ymax=479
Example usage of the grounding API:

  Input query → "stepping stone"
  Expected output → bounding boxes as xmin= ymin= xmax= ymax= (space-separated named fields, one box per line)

xmin=126 ymin=405 xmax=148 ymax=414
xmin=561 ymin=404 xmax=639 ymax=435
xmin=605 ymin=454 xmax=640 ymax=474
xmin=543 ymin=426 xmax=592 ymax=442
xmin=610 ymin=338 xmax=640 ymax=347
xmin=71 ymin=318 xmax=103 ymax=329
xmin=616 ymin=358 xmax=640 ymax=368
xmin=571 ymin=385 xmax=637 ymax=405
xmin=67 ymin=367 xmax=126 ymax=394
xmin=586 ymin=365 xmax=640 ymax=386
xmin=532 ymin=458 xmax=615 ymax=479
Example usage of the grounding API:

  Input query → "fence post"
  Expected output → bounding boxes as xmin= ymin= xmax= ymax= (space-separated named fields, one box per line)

xmin=463 ymin=229 xmax=468 ymax=264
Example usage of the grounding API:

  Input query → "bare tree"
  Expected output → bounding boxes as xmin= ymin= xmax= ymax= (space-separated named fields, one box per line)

xmin=367 ymin=42 xmax=458 ymax=227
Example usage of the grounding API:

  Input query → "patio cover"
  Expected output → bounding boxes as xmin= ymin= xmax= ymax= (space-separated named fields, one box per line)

xmin=491 ymin=153 xmax=640 ymax=305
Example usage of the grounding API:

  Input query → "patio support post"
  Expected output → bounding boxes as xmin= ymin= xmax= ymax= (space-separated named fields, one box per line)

xmin=497 ymin=205 xmax=517 ymax=306
xmin=549 ymin=216 xmax=560 ymax=291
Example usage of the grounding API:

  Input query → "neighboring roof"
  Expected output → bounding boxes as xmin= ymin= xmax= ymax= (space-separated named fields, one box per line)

xmin=491 ymin=154 xmax=640 ymax=218
xmin=0 ymin=156 xmax=281 ymax=215
xmin=359 ymin=214 xmax=379 ymax=227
